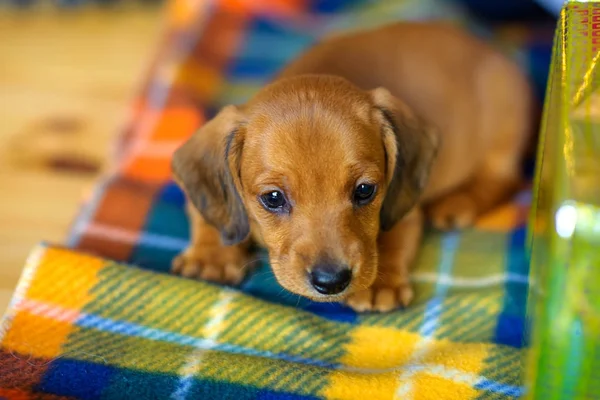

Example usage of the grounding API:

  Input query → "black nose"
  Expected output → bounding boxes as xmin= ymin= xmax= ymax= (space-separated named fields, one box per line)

xmin=309 ymin=264 xmax=351 ymax=295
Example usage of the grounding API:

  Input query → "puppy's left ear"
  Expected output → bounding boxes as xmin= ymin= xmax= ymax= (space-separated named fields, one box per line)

xmin=172 ymin=105 xmax=249 ymax=245
xmin=371 ymin=87 xmax=440 ymax=231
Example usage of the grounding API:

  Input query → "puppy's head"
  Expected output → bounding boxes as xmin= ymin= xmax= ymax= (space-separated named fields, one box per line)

xmin=173 ymin=76 xmax=438 ymax=300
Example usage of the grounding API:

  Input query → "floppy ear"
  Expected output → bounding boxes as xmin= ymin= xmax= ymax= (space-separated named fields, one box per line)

xmin=371 ymin=87 xmax=440 ymax=231
xmin=171 ymin=105 xmax=249 ymax=245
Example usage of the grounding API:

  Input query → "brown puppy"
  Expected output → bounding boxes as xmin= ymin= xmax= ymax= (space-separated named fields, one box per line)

xmin=171 ymin=22 xmax=532 ymax=312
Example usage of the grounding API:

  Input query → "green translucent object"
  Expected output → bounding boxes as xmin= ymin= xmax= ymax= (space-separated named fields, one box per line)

xmin=526 ymin=1 xmax=600 ymax=399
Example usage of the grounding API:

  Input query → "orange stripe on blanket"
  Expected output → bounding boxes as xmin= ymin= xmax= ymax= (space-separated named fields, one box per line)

xmin=150 ymin=107 xmax=203 ymax=141
xmin=128 ymin=140 xmax=183 ymax=159
xmin=25 ymin=247 xmax=103 ymax=310
xmin=1 ymin=309 xmax=77 ymax=360
xmin=1 ymin=248 xmax=101 ymax=360
xmin=192 ymin=7 xmax=249 ymax=70
xmin=175 ymin=62 xmax=224 ymax=103
xmin=168 ymin=0 xmax=211 ymax=27
xmin=0 ymin=388 xmax=32 ymax=400
xmin=123 ymin=156 xmax=173 ymax=182
xmin=475 ymin=203 xmax=520 ymax=232
xmin=120 ymin=108 xmax=203 ymax=183
xmin=221 ymin=0 xmax=306 ymax=16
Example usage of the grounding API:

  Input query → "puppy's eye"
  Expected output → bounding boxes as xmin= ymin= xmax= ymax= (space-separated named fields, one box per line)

xmin=353 ymin=184 xmax=376 ymax=205
xmin=260 ymin=190 xmax=287 ymax=211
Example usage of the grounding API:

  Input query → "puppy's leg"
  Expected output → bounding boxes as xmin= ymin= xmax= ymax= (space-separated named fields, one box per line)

xmin=427 ymin=54 xmax=531 ymax=230
xmin=426 ymin=172 xmax=520 ymax=230
xmin=172 ymin=201 xmax=251 ymax=285
xmin=346 ymin=207 xmax=422 ymax=312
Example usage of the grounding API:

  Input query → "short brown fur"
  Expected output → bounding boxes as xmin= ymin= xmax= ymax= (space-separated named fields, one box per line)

xmin=171 ymin=22 xmax=532 ymax=311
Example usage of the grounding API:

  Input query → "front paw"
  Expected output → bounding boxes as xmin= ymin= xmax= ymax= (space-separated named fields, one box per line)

xmin=345 ymin=283 xmax=414 ymax=313
xmin=171 ymin=246 xmax=248 ymax=285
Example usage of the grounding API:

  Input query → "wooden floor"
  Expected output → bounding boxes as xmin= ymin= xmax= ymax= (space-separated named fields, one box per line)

xmin=0 ymin=7 xmax=163 ymax=314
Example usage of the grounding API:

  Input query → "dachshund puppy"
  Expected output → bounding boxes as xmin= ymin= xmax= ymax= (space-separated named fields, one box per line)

xmin=171 ymin=22 xmax=532 ymax=312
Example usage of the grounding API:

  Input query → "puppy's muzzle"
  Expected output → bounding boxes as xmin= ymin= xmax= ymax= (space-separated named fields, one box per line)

xmin=309 ymin=263 xmax=352 ymax=295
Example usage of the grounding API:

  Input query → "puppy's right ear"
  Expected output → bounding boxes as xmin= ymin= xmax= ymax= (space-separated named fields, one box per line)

xmin=172 ymin=105 xmax=249 ymax=245
xmin=371 ymin=88 xmax=439 ymax=231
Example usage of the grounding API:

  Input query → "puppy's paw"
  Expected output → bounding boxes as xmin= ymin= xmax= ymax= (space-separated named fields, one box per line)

xmin=427 ymin=192 xmax=477 ymax=230
xmin=171 ymin=246 xmax=248 ymax=285
xmin=345 ymin=283 xmax=414 ymax=313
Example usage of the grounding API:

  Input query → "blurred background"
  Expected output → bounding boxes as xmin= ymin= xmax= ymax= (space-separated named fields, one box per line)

xmin=0 ymin=2 xmax=165 ymax=310
xmin=0 ymin=0 xmax=562 ymax=312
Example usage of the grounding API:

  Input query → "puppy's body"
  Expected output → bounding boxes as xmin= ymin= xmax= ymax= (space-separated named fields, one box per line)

xmin=172 ymin=23 xmax=532 ymax=311
xmin=280 ymin=23 xmax=531 ymax=205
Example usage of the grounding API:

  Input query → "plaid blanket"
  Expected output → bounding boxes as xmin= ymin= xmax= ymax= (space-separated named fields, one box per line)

xmin=1 ymin=0 xmax=555 ymax=399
